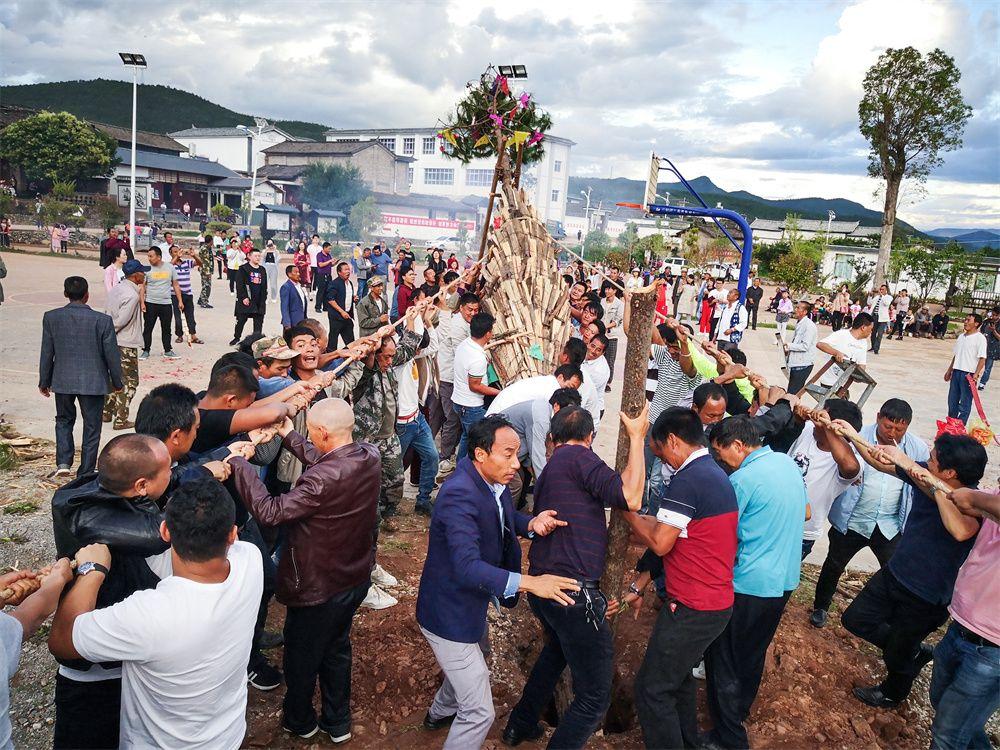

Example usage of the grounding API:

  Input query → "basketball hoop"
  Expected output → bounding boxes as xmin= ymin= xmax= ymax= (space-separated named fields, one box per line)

xmin=616 ymin=202 xmax=642 ymax=209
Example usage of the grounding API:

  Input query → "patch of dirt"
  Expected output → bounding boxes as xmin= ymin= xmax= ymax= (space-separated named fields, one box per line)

xmin=3 ymin=420 xmax=997 ymax=749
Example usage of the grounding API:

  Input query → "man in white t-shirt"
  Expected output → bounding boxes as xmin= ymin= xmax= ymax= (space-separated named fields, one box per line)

xmin=944 ymin=313 xmax=988 ymax=423
xmin=866 ymin=284 xmax=894 ymax=354
xmin=715 ymin=289 xmax=748 ymax=347
xmin=49 ymin=479 xmax=262 ymax=750
xmin=788 ymin=400 xmax=863 ymax=560
xmin=582 ymin=335 xmax=611 ymax=429
xmin=451 ymin=312 xmax=499 ymax=459
xmin=487 ymin=365 xmax=583 ymax=415
xmin=708 ymin=280 xmax=728 ymax=338
xmin=816 ymin=312 xmax=874 ymax=392
xmin=306 ymin=235 xmax=322 ymax=291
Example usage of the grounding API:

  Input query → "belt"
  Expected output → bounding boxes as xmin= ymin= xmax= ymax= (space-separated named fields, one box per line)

xmin=956 ymin=622 xmax=998 ymax=649
xmin=574 ymin=579 xmax=602 ymax=590
xmin=396 ymin=410 xmax=419 ymax=425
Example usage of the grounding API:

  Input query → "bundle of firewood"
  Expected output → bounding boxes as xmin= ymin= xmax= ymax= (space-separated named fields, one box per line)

xmin=479 ymin=178 xmax=571 ymax=385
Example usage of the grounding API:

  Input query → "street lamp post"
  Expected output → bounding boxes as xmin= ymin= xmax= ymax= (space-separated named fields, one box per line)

xmin=118 ymin=52 xmax=147 ymax=252
xmin=580 ymin=187 xmax=592 ymax=259
xmin=827 ymin=210 xmax=836 ymax=245
xmin=238 ymin=118 xmax=268 ymax=231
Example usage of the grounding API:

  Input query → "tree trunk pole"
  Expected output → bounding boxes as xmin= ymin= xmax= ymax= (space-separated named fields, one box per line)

xmin=873 ymin=175 xmax=900 ymax=290
xmin=477 ymin=141 xmax=508 ymax=262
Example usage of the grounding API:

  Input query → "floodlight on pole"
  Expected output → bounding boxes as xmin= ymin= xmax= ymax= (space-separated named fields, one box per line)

xmin=497 ymin=64 xmax=528 ymax=79
xmin=119 ymin=51 xmax=146 ymax=252
xmin=238 ymin=119 xmax=268 ymax=227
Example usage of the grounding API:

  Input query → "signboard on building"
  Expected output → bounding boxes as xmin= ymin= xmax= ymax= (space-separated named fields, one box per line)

xmin=265 ymin=211 xmax=290 ymax=232
xmin=317 ymin=217 xmax=338 ymax=235
xmin=381 ymin=213 xmax=476 ymax=232
xmin=117 ymin=184 xmax=149 ymax=209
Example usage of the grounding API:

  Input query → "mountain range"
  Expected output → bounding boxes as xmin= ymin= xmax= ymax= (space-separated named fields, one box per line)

xmin=568 ymin=175 xmax=925 ymax=237
xmin=926 ymin=228 xmax=1000 ymax=250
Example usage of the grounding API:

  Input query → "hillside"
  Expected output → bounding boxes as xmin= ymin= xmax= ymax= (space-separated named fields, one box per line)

xmin=0 ymin=79 xmax=330 ymax=141
xmin=568 ymin=175 xmax=926 ymax=237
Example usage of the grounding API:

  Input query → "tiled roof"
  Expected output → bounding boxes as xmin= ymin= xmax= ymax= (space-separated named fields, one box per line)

xmin=115 ymin=147 xmax=239 ymax=179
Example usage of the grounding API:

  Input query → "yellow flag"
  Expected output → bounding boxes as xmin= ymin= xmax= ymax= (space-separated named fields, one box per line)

xmin=511 ymin=130 xmax=530 ymax=145
xmin=441 ymin=129 xmax=458 ymax=146
xmin=474 ymin=134 xmax=490 ymax=147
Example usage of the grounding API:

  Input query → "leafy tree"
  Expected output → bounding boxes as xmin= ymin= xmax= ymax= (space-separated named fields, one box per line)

xmin=0 ymin=193 xmax=13 ymax=217
xmin=859 ymin=47 xmax=972 ymax=288
xmin=637 ymin=233 xmax=665 ymax=263
xmin=50 ymin=181 xmax=76 ymax=199
xmin=205 ymin=220 xmax=232 ymax=235
xmin=752 ymin=240 xmax=787 ymax=276
xmin=681 ymin=226 xmax=710 ymax=267
xmin=210 ymin=203 xmax=236 ymax=223
xmin=618 ymin=222 xmax=639 ymax=254
xmin=847 ymin=257 xmax=876 ymax=299
xmin=455 ymin=225 xmax=470 ymax=254
xmin=582 ymin=230 xmax=613 ymax=260
xmin=90 ymin=196 xmax=123 ymax=231
xmin=348 ymin=196 xmax=382 ymax=241
xmin=301 ymin=164 xmax=368 ymax=214
xmin=771 ymin=241 xmax=824 ymax=295
xmin=0 ymin=111 xmax=116 ymax=184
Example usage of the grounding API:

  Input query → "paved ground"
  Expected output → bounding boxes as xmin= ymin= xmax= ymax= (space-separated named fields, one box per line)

xmin=1 ymin=247 xmax=997 ymax=573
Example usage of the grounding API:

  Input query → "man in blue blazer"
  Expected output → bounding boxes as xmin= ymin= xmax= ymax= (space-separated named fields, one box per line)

xmin=416 ymin=414 xmax=579 ymax=749
xmin=39 ymin=276 xmax=123 ymax=479
xmin=279 ymin=264 xmax=308 ymax=330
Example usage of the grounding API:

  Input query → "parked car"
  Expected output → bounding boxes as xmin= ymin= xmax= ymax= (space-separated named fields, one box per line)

xmin=662 ymin=256 xmax=688 ymax=275
xmin=428 ymin=235 xmax=466 ymax=253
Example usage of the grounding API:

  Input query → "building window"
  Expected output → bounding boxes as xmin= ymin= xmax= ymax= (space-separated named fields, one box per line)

xmin=466 ymin=169 xmax=493 ymax=187
xmin=424 ymin=168 xmax=454 ymax=186
xmin=403 ymin=137 xmax=415 ymax=156
xmin=551 ymin=189 xmax=560 ymax=203
xmin=422 ymin=136 xmax=435 ymax=154
xmin=377 ymin=137 xmax=396 ymax=153
xmin=554 ymin=160 xmax=562 ymax=173
xmin=334 ymin=138 xmax=359 ymax=142
xmin=833 ymin=253 xmax=854 ymax=280
xmin=407 ymin=167 xmax=414 ymax=185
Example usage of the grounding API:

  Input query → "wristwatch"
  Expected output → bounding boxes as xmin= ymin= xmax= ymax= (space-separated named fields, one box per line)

xmin=76 ymin=562 xmax=109 ymax=578
xmin=628 ymin=582 xmax=643 ymax=597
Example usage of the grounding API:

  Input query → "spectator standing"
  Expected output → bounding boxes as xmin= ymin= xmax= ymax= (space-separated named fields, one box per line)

xmin=391 ymin=267 xmax=417 ymax=321
xmin=775 ymin=290 xmax=793 ymax=342
xmin=601 ymin=284 xmax=624 ymax=387
xmin=263 ymin=240 xmax=279 ymax=302
xmin=231 ymin=250 xmax=268 ymax=345
xmin=305 ymin=235 xmax=322 ymax=293
xmin=169 ymin=245 xmax=203 ymax=345
xmin=890 ymin=289 xmax=910 ymax=340
xmin=978 ymin=307 xmax=999 ymax=391
xmin=279 ymin=265 xmax=308 ymax=330
xmin=103 ymin=248 xmax=127 ymax=292
xmin=99 ymin=228 xmax=132 ymax=267
xmin=39 ymin=277 xmax=123 ymax=478
xmin=356 ymin=275 xmax=389 ymax=338
xmin=370 ymin=244 xmax=391 ymax=286
xmin=292 ymin=241 xmax=311 ymax=289
xmin=197 ymin=235 xmax=215 ymax=309
xmin=815 ymin=313 xmax=873 ymax=394
xmin=785 ymin=300 xmax=818 ymax=394
xmin=676 ymin=275 xmax=698 ymax=323
xmin=867 ymin=283 xmax=894 ymax=354
xmin=944 ymin=313 xmax=987 ymax=423
xmin=356 ymin=246 xmax=373 ymax=299
xmin=141 ymin=247 xmax=183 ymax=360
xmin=744 ymin=277 xmax=763 ymax=330
xmin=102 ymin=260 xmax=148 ymax=430
xmin=225 ymin=238 xmax=243 ymax=295
xmin=323 ymin=261 xmax=357 ymax=351
xmin=831 ymin=284 xmax=850 ymax=331
xmin=715 ymin=289 xmax=748 ymax=349
xmin=314 ymin=242 xmax=335 ymax=313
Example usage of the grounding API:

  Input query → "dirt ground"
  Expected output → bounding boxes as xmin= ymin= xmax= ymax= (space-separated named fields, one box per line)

xmin=3 ymin=426 xmax=997 ymax=750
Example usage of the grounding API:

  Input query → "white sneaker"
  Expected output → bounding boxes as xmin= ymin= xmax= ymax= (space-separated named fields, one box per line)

xmin=371 ymin=563 xmax=398 ymax=588
xmin=692 ymin=660 xmax=706 ymax=680
xmin=437 ymin=458 xmax=456 ymax=476
xmin=361 ymin=584 xmax=397 ymax=610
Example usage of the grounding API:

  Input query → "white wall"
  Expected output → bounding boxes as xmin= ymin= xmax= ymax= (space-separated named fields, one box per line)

xmin=175 ymin=130 xmax=289 ymax=174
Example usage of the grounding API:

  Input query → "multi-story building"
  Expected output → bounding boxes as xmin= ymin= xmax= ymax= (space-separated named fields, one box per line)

xmin=324 ymin=127 xmax=574 ymax=225
xmin=168 ymin=125 xmax=303 ymax=175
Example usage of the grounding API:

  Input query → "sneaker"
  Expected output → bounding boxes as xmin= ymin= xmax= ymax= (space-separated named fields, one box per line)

xmin=283 ymin=724 xmax=319 ymax=739
xmin=138 ymin=350 xmax=150 ymax=361
xmin=361 ymin=584 xmax=398 ymax=610
xmin=164 ymin=351 xmax=180 ymax=360
xmin=415 ymin=504 xmax=432 ymax=517
xmin=437 ymin=458 xmax=456 ymax=476
xmin=247 ymin=661 xmax=282 ymax=691
xmin=229 ymin=337 xmax=240 ymax=346
xmin=692 ymin=660 xmax=706 ymax=680
xmin=371 ymin=563 xmax=398 ymax=588
xmin=810 ymin=608 xmax=828 ymax=628
xmin=978 ymin=384 xmax=986 ymax=391
xmin=258 ymin=630 xmax=283 ymax=650
xmin=324 ymin=728 xmax=352 ymax=744
xmin=47 ymin=466 xmax=73 ymax=480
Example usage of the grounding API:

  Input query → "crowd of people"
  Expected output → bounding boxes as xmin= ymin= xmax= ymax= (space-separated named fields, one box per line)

xmin=2 ymin=237 xmax=997 ymax=750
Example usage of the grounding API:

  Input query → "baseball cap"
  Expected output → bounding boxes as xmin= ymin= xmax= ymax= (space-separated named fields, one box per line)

xmin=252 ymin=336 xmax=298 ymax=360
xmin=122 ymin=259 xmax=150 ymax=275
xmin=368 ymin=275 xmax=385 ymax=287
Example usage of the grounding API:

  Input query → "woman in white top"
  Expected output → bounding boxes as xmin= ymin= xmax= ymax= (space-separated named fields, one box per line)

xmin=103 ymin=248 xmax=127 ymax=292
xmin=776 ymin=290 xmax=794 ymax=341
xmin=625 ymin=268 xmax=643 ymax=291
xmin=677 ymin=276 xmax=699 ymax=322
xmin=601 ymin=285 xmax=624 ymax=386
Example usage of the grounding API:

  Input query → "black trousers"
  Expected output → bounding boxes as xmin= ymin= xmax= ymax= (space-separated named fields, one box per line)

xmin=786 ymin=365 xmax=813 ymax=395
xmin=814 ymin=525 xmax=898 ymax=611
xmin=172 ymin=292 xmax=196 ymax=335
xmin=227 ymin=268 xmax=237 ymax=292
xmin=831 ymin=311 xmax=845 ymax=331
xmin=142 ymin=301 xmax=173 ymax=352
xmin=636 ymin=601 xmax=732 ymax=750
xmin=54 ymin=393 xmax=105 ymax=475
xmin=891 ymin=312 xmax=907 ymax=339
xmin=314 ymin=275 xmax=329 ymax=312
xmin=234 ymin=313 xmax=264 ymax=341
xmin=747 ymin=304 xmax=759 ymax=330
xmin=705 ymin=591 xmax=792 ymax=749
xmin=216 ymin=257 xmax=224 ymax=279
xmin=283 ymin=581 xmax=370 ymax=736
xmin=326 ymin=313 xmax=355 ymax=352
xmin=506 ymin=591 xmax=613 ymax=749
xmin=841 ymin=567 xmax=949 ymax=701
xmin=53 ymin=673 xmax=121 ymax=749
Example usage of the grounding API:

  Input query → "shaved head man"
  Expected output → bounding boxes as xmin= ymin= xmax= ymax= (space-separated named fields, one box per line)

xmin=306 ymin=398 xmax=356 ymax=451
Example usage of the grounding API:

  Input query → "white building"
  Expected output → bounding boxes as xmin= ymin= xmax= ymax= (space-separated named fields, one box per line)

xmin=750 ymin=217 xmax=882 ymax=245
xmin=168 ymin=125 xmax=303 ymax=175
xmin=324 ymin=127 xmax=574 ymax=225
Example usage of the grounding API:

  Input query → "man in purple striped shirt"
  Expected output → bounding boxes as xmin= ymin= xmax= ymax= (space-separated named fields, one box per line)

xmin=502 ymin=404 xmax=647 ymax=748
xmin=169 ymin=245 xmax=203 ymax=345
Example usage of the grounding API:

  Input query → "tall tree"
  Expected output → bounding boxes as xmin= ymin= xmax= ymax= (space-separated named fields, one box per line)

xmin=300 ymin=163 xmax=369 ymax=213
xmin=859 ymin=47 xmax=972 ymax=288
xmin=0 ymin=111 xmax=116 ymax=184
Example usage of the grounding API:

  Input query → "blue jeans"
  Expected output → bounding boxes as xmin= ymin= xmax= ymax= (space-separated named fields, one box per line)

xmin=357 ymin=278 xmax=368 ymax=299
xmin=930 ymin=622 xmax=999 ymax=750
xmin=947 ymin=370 xmax=974 ymax=422
xmin=396 ymin=413 xmax=439 ymax=510
xmin=642 ymin=434 xmax=665 ymax=516
xmin=981 ymin=357 xmax=994 ymax=386
xmin=454 ymin=403 xmax=486 ymax=461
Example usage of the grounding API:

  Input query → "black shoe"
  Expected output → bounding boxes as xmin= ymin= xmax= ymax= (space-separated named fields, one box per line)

xmin=415 ymin=504 xmax=432 ymax=517
xmin=423 ymin=711 xmax=456 ymax=731
xmin=248 ymin=661 xmax=283 ymax=691
xmin=502 ymin=723 xmax=544 ymax=747
xmin=916 ymin=642 xmax=934 ymax=671
xmin=809 ymin=608 xmax=828 ymax=628
xmin=229 ymin=337 xmax=240 ymax=346
xmin=198 ymin=302 xmax=214 ymax=309
xmin=258 ymin=629 xmax=283 ymax=649
xmin=283 ymin=723 xmax=319 ymax=739
xmin=852 ymin=685 xmax=901 ymax=708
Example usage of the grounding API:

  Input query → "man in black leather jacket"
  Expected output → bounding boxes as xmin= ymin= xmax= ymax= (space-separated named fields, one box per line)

xmin=50 ymin=434 xmax=172 ymax=749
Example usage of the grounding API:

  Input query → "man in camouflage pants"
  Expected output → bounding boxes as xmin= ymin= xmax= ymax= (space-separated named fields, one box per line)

xmin=197 ymin=239 xmax=214 ymax=308
xmin=351 ymin=309 xmax=423 ymax=521
xmin=103 ymin=260 xmax=147 ymax=429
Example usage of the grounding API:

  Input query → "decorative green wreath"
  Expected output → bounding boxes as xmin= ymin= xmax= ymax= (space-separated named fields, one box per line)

xmin=438 ymin=67 xmax=553 ymax=166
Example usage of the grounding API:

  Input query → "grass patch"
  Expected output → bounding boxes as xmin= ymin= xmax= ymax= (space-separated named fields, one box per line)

xmin=2 ymin=501 xmax=38 ymax=516
xmin=0 ymin=444 xmax=18 ymax=471
xmin=0 ymin=534 xmax=28 ymax=544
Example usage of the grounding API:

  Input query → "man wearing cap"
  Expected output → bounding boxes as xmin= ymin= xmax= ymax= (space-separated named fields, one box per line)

xmin=253 ymin=337 xmax=301 ymax=398
xmin=357 ymin=275 xmax=389 ymax=338
xmin=103 ymin=259 xmax=148 ymax=430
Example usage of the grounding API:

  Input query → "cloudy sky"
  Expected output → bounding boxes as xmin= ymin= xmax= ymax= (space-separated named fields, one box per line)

xmin=2 ymin=0 xmax=997 ymax=230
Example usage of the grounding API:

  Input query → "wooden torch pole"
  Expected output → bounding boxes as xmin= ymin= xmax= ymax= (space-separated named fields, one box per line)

xmin=477 ymin=138 xmax=507 ymax=262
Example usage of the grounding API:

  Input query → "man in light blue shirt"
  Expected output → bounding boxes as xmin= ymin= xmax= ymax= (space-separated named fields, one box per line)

xmin=704 ymin=416 xmax=807 ymax=749
xmin=785 ymin=300 xmax=818 ymax=394
xmin=811 ymin=398 xmax=928 ymax=627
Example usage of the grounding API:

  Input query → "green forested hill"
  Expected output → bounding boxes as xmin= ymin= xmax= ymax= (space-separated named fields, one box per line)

xmin=1 ymin=79 xmax=329 ymax=140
